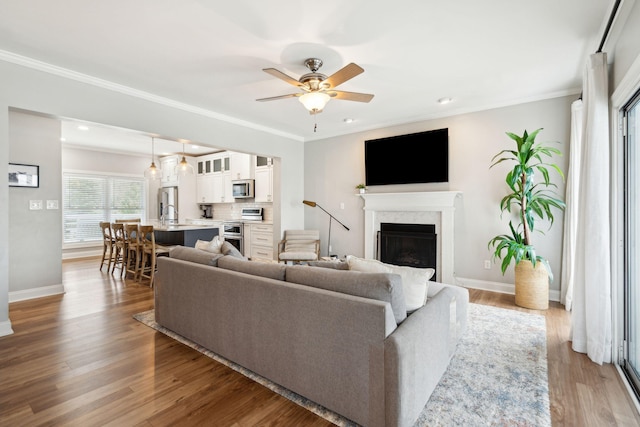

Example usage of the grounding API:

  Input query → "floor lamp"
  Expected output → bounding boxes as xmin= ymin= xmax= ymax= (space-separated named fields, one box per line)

xmin=303 ymin=200 xmax=350 ymax=257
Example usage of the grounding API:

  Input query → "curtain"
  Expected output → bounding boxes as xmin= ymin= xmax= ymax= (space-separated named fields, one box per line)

xmin=570 ymin=52 xmax=612 ymax=364
xmin=561 ymin=100 xmax=583 ymax=310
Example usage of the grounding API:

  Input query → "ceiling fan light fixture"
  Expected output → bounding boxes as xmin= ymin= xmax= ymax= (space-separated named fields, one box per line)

xmin=299 ymin=92 xmax=330 ymax=113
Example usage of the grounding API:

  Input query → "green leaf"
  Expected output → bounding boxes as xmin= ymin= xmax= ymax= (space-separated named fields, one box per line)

xmin=488 ymin=128 xmax=564 ymax=282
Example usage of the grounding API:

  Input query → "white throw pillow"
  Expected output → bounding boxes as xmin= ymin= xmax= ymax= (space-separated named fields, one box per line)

xmin=346 ymin=255 xmax=434 ymax=312
xmin=346 ymin=255 xmax=391 ymax=273
xmin=195 ymin=235 xmax=225 ymax=253
xmin=385 ymin=263 xmax=434 ymax=311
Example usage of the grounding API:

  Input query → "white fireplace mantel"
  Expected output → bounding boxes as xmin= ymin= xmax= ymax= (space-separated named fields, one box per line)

xmin=359 ymin=191 xmax=462 ymax=284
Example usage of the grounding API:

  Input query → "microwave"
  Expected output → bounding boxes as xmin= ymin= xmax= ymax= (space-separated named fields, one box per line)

xmin=232 ymin=179 xmax=255 ymax=199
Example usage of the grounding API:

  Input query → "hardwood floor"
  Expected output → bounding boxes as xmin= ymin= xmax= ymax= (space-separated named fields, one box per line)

xmin=1 ymin=258 xmax=639 ymax=426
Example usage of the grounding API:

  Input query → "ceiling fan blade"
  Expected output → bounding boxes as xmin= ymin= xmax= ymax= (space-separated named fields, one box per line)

xmin=324 ymin=63 xmax=364 ymax=88
xmin=330 ymin=90 xmax=374 ymax=103
xmin=262 ymin=68 xmax=301 ymax=87
xmin=256 ymin=93 xmax=301 ymax=102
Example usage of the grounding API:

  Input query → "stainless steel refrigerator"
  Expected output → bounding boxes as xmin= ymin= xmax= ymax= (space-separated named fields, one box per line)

xmin=158 ymin=186 xmax=178 ymax=223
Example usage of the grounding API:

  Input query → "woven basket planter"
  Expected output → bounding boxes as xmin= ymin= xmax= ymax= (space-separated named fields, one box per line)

xmin=514 ymin=260 xmax=549 ymax=310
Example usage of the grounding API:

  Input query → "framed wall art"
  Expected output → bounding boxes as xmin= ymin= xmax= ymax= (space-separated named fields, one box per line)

xmin=8 ymin=163 xmax=39 ymax=188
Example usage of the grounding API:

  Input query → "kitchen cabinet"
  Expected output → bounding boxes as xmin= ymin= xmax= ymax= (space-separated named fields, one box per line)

xmin=161 ymin=155 xmax=179 ymax=186
xmin=212 ymin=171 xmax=233 ymax=203
xmin=243 ymin=223 xmax=252 ymax=256
xmin=196 ymin=152 xmax=232 ymax=203
xmin=254 ymin=156 xmax=273 ymax=203
xmin=197 ymin=155 xmax=213 ymax=175
xmin=154 ymin=225 xmax=219 ymax=247
xmin=196 ymin=174 xmax=214 ymax=203
xmin=249 ymin=223 xmax=273 ymax=261
xmin=230 ymin=152 xmax=252 ymax=180
xmin=212 ymin=153 xmax=230 ymax=173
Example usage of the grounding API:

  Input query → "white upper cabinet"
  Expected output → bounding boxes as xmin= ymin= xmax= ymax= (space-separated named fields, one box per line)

xmin=230 ymin=152 xmax=253 ymax=180
xmin=254 ymin=156 xmax=273 ymax=202
xmin=161 ymin=155 xmax=179 ymax=186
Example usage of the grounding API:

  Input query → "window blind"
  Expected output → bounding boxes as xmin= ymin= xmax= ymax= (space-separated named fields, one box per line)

xmin=63 ymin=173 xmax=145 ymax=244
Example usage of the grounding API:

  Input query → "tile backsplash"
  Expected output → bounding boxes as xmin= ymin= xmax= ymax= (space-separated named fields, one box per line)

xmin=208 ymin=202 xmax=273 ymax=222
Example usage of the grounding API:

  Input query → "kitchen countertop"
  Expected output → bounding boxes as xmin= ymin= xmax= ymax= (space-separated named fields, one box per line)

xmin=152 ymin=224 xmax=219 ymax=231
xmin=144 ymin=220 xmax=219 ymax=231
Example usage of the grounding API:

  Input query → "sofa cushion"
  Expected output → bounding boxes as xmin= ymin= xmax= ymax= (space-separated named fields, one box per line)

xmin=305 ymin=260 xmax=350 ymax=270
xmin=195 ymin=235 xmax=225 ymax=253
xmin=285 ymin=265 xmax=406 ymax=324
xmin=218 ymin=255 xmax=286 ymax=281
xmin=346 ymin=255 xmax=434 ymax=312
xmin=220 ymin=241 xmax=248 ymax=260
xmin=169 ymin=245 xmax=224 ymax=266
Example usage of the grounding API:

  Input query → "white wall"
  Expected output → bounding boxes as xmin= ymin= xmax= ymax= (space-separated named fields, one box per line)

xmin=0 ymin=59 xmax=305 ymax=336
xmin=304 ymin=96 xmax=573 ymax=297
xmin=8 ymin=111 xmax=63 ymax=300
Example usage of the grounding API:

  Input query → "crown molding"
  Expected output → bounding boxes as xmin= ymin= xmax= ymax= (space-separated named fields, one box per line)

xmin=0 ymin=50 xmax=303 ymax=142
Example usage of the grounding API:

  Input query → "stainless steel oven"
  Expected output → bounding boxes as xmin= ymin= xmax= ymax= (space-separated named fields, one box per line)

xmin=223 ymin=221 xmax=243 ymax=255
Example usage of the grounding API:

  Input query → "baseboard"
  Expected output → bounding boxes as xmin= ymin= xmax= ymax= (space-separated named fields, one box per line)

xmin=454 ymin=277 xmax=561 ymax=303
xmin=9 ymin=284 xmax=65 ymax=303
xmin=0 ymin=320 xmax=14 ymax=337
xmin=62 ymin=248 xmax=102 ymax=260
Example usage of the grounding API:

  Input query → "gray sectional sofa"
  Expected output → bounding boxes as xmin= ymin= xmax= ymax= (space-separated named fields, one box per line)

xmin=154 ymin=246 xmax=469 ymax=427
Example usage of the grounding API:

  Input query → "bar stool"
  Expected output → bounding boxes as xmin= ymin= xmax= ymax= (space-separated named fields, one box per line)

xmin=111 ymin=222 xmax=126 ymax=276
xmin=139 ymin=225 xmax=170 ymax=287
xmin=99 ymin=221 xmax=115 ymax=271
xmin=125 ymin=223 xmax=142 ymax=281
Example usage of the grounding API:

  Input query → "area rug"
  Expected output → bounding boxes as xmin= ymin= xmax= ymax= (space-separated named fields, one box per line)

xmin=133 ymin=303 xmax=550 ymax=426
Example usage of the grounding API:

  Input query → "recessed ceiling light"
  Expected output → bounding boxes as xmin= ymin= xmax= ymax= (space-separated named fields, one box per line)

xmin=192 ymin=145 xmax=199 ymax=149
xmin=343 ymin=118 xmax=354 ymax=123
xmin=60 ymin=137 xmax=66 ymax=142
xmin=437 ymin=97 xmax=453 ymax=105
xmin=77 ymin=125 xmax=89 ymax=131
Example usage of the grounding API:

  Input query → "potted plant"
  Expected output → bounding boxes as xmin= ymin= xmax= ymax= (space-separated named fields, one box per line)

xmin=487 ymin=128 xmax=565 ymax=309
xmin=356 ymin=183 xmax=367 ymax=194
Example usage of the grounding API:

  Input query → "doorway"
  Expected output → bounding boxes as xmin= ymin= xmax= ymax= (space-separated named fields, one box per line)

xmin=623 ymin=87 xmax=640 ymax=399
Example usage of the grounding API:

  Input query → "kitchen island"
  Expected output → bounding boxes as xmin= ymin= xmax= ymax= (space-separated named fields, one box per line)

xmin=153 ymin=224 xmax=219 ymax=247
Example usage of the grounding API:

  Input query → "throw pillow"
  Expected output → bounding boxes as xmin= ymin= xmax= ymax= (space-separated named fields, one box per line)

xmin=385 ymin=263 xmax=434 ymax=312
xmin=221 ymin=241 xmax=248 ymax=260
xmin=218 ymin=255 xmax=286 ymax=280
xmin=170 ymin=246 xmax=223 ymax=266
xmin=194 ymin=235 xmax=225 ymax=253
xmin=345 ymin=255 xmax=434 ymax=312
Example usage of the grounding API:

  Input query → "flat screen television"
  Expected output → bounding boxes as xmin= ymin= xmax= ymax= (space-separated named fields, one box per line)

xmin=365 ymin=128 xmax=448 ymax=186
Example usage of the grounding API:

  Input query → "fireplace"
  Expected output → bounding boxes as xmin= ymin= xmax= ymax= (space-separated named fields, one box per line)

xmin=378 ymin=223 xmax=437 ymax=279
xmin=360 ymin=191 xmax=462 ymax=284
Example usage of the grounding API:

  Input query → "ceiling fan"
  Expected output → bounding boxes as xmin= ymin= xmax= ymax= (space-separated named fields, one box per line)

xmin=257 ymin=58 xmax=374 ymax=115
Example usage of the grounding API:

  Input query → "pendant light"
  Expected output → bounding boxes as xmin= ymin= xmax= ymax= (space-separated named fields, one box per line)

xmin=144 ymin=137 xmax=162 ymax=180
xmin=175 ymin=142 xmax=195 ymax=176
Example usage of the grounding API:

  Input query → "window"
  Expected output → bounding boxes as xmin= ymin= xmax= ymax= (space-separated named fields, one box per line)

xmin=63 ymin=172 xmax=146 ymax=244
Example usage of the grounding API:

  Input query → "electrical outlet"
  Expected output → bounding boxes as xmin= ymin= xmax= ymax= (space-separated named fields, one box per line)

xmin=46 ymin=200 xmax=59 ymax=209
xmin=29 ymin=200 xmax=43 ymax=210
xmin=484 ymin=260 xmax=491 ymax=269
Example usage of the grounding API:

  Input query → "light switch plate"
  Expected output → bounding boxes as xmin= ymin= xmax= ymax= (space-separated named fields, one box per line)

xmin=29 ymin=200 xmax=43 ymax=210
xmin=46 ymin=200 xmax=59 ymax=209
